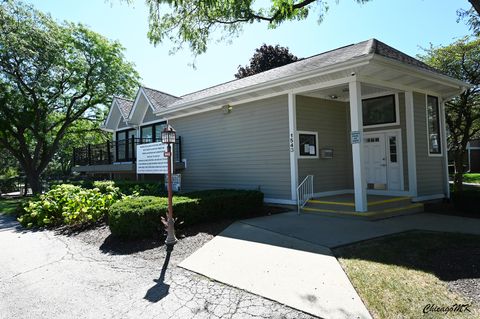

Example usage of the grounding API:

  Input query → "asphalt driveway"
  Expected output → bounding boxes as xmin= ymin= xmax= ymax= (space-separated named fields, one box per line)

xmin=0 ymin=214 xmax=315 ymax=319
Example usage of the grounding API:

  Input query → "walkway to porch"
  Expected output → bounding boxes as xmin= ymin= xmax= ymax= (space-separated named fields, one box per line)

xmin=302 ymin=194 xmax=424 ymax=219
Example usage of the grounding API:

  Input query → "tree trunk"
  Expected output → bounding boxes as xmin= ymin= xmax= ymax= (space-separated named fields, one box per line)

xmin=25 ymin=169 xmax=43 ymax=195
xmin=453 ymin=150 xmax=465 ymax=193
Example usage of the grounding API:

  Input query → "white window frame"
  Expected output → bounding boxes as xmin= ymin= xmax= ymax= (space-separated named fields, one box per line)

xmin=425 ymin=94 xmax=443 ymax=157
xmin=362 ymin=92 xmax=400 ymax=129
xmin=297 ymin=131 xmax=319 ymax=159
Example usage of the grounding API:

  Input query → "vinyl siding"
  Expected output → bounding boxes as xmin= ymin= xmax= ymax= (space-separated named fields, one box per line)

xmin=169 ymin=95 xmax=291 ymax=200
xmin=296 ymin=96 xmax=353 ymax=192
xmin=413 ymin=92 xmax=446 ymax=196
xmin=143 ymin=105 xmax=158 ymax=123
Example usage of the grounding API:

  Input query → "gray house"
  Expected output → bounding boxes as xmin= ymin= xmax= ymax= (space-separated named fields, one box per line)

xmin=73 ymin=39 xmax=468 ymax=213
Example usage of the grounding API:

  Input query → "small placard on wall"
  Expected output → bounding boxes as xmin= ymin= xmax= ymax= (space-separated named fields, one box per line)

xmin=320 ymin=148 xmax=334 ymax=159
xmin=351 ymin=131 xmax=362 ymax=144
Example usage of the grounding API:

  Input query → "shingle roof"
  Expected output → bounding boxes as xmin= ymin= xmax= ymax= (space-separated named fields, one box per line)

xmin=163 ymin=38 xmax=439 ymax=108
xmin=114 ymin=96 xmax=134 ymax=119
xmin=141 ymin=87 xmax=180 ymax=112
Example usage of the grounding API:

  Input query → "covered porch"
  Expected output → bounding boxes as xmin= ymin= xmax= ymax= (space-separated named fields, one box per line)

xmin=289 ymin=69 xmax=455 ymax=213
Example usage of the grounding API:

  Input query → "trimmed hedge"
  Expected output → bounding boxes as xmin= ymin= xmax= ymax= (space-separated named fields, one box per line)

xmin=108 ymin=189 xmax=264 ymax=239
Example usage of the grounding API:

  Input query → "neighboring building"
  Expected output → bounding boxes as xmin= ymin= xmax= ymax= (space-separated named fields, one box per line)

xmin=467 ymin=139 xmax=480 ymax=173
xmin=73 ymin=39 xmax=469 ymax=212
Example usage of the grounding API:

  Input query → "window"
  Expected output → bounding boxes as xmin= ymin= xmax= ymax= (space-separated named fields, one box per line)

xmin=362 ymin=95 xmax=397 ymax=126
xmin=427 ymin=95 xmax=441 ymax=155
xmin=140 ymin=122 xmax=167 ymax=142
xmin=298 ymin=132 xmax=318 ymax=158
xmin=115 ymin=129 xmax=136 ymax=161
xmin=389 ymin=136 xmax=397 ymax=163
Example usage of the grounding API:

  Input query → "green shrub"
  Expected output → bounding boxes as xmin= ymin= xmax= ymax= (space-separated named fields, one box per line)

xmin=108 ymin=189 xmax=264 ymax=239
xmin=18 ymin=183 xmax=123 ymax=228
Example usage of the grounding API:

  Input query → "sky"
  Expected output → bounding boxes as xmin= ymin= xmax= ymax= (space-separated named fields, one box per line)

xmin=26 ymin=0 xmax=473 ymax=97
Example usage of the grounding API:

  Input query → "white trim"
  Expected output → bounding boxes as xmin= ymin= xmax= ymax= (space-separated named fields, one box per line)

xmin=370 ymin=55 xmax=469 ymax=91
xmin=140 ymin=119 xmax=168 ymax=127
xmin=128 ymin=88 xmax=156 ymax=122
xmin=288 ymin=93 xmax=298 ymax=201
xmin=412 ymin=193 xmax=445 ymax=202
xmin=362 ymin=93 xmax=400 ymax=129
xmin=264 ymin=198 xmax=296 ymax=205
xmin=404 ymin=91 xmax=417 ymax=197
xmin=425 ymin=94 xmax=443 ymax=157
xmin=296 ymin=130 xmax=319 ymax=159
xmin=349 ymin=80 xmax=368 ymax=212
xmin=364 ymin=128 xmax=404 ymax=191
xmin=467 ymin=146 xmax=480 ymax=150
xmin=439 ymin=100 xmax=450 ymax=198
xmin=155 ymin=59 xmax=372 ymax=116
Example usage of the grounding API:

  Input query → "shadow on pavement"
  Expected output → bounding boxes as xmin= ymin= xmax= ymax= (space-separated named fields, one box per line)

xmin=144 ymin=250 xmax=172 ymax=302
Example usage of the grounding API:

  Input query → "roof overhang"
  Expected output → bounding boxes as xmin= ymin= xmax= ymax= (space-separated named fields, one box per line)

xmin=102 ymin=99 xmax=127 ymax=131
xmin=154 ymin=53 xmax=470 ymax=119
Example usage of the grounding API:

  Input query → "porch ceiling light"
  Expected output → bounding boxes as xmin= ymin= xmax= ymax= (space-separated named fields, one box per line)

xmin=330 ymin=95 xmax=338 ymax=100
xmin=161 ymin=125 xmax=176 ymax=144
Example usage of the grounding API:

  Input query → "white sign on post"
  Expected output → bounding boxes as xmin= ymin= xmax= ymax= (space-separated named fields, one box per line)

xmin=136 ymin=142 xmax=169 ymax=174
xmin=351 ymin=131 xmax=362 ymax=144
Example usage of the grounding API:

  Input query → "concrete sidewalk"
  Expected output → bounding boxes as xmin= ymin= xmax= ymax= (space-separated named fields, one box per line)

xmin=180 ymin=212 xmax=480 ymax=318
xmin=180 ymin=222 xmax=372 ymax=319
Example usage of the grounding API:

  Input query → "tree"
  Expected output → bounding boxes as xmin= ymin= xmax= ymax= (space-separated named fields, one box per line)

xmin=420 ymin=37 xmax=480 ymax=193
xmin=234 ymin=44 xmax=299 ymax=79
xmin=143 ymin=0 xmax=480 ymax=56
xmin=0 ymin=1 xmax=140 ymax=194
xmin=145 ymin=0 xmax=370 ymax=56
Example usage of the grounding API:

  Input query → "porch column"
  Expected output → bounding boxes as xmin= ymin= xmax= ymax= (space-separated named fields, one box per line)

xmin=405 ymin=91 xmax=418 ymax=197
xmin=440 ymin=99 xmax=450 ymax=199
xmin=288 ymin=93 xmax=298 ymax=201
xmin=349 ymin=81 xmax=367 ymax=212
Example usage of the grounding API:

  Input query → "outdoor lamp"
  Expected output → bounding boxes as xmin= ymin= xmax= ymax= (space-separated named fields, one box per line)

xmin=162 ymin=124 xmax=177 ymax=251
xmin=161 ymin=125 xmax=176 ymax=144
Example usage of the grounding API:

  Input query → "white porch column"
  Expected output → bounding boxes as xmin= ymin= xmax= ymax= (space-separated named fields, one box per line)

xmin=440 ymin=99 xmax=450 ymax=199
xmin=349 ymin=81 xmax=367 ymax=212
xmin=405 ymin=91 xmax=418 ymax=197
xmin=288 ymin=93 xmax=298 ymax=201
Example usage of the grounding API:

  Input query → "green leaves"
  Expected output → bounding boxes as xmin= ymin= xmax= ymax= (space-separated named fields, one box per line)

xmin=0 ymin=1 xmax=140 ymax=193
xmin=17 ymin=183 xmax=124 ymax=228
xmin=145 ymin=0 xmax=370 ymax=56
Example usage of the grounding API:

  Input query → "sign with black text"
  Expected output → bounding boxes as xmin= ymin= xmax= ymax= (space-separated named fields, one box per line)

xmin=136 ymin=142 xmax=169 ymax=174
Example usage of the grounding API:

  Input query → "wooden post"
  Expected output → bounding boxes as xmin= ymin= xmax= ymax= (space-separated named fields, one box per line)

xmin=106 ymin=141 xmax=111 ymax=164
xmin=87 ymin=144 xmax=92 ymax=166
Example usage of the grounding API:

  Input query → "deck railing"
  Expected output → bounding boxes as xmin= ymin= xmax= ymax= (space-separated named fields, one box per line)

xmin=73 ymin=136 xmax=182 ymax=166
xmin=296 ymin=175 xmax=314 ymax=213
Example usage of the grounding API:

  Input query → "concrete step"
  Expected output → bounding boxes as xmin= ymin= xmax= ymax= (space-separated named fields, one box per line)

xmin=302 ymin=196 xmax=424 ymax=220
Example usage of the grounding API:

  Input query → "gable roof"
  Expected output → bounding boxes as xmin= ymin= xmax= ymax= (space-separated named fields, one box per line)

xmin=160 ymin=38 xmax=445 ymax=110
xmin=141 ymin=87 xmax=180 ymax=112
xmin=113 ymin=96 xmax=134 ymax=119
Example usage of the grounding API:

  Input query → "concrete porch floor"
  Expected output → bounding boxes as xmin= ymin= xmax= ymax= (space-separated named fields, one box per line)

xmin=302 ymin=193 xmax=424 ymax=218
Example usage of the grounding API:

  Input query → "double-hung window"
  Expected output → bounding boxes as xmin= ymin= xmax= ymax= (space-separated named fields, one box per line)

xmin=426 ymin=95 xmax=441 ymax=155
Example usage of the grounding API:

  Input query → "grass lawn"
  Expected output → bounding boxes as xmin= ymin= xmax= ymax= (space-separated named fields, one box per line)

xmin=0 ymin=197 xmax=27 ymax=216
xmin=463 ymin=173 xmax=480 ymax=184
xmin=335 ymin=231 xmax=479 ymax=319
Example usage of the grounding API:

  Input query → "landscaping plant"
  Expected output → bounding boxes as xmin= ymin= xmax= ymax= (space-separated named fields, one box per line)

xmin=18 ymin=184 xmax=123 ymax=228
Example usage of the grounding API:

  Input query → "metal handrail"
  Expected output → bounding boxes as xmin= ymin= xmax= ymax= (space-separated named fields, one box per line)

xmin=296 ymin=175 xmax=314 ymax=214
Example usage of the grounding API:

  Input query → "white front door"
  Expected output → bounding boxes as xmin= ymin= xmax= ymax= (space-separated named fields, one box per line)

xmin=363 ymin=131 xmax=403 ymax=191
xmin=364 ymin=133 xmax=387 ymax=187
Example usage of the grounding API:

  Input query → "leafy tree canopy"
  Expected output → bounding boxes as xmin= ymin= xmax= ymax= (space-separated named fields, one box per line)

xmin=235 ymin=44 xmax=299 ymax=79
xmin=145 ymin=0 xmax=370 ymax=56
xmin=420 ymin=36 xmax=480 ymax=192
xmin=0 ymin=1 xmax=140 ymax=193
xmin=143 ymin=0 xmax=480 ymax=56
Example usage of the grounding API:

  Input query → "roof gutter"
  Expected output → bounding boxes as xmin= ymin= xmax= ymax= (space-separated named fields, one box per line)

xmin=154 ymin=56 xmax=373 ymax=116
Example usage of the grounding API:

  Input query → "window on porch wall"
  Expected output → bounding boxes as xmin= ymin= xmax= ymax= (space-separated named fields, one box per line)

xmin=427 ymin=96 xmax=441 ymax=155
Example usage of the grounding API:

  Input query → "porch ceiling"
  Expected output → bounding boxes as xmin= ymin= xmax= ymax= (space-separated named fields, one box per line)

xmin=300 ymin=83 xmax=394 ymax=102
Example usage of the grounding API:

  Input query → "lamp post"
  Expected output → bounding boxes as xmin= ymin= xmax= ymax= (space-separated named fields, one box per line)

xmin=161 ymin=125 xmax=177 ymax=251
